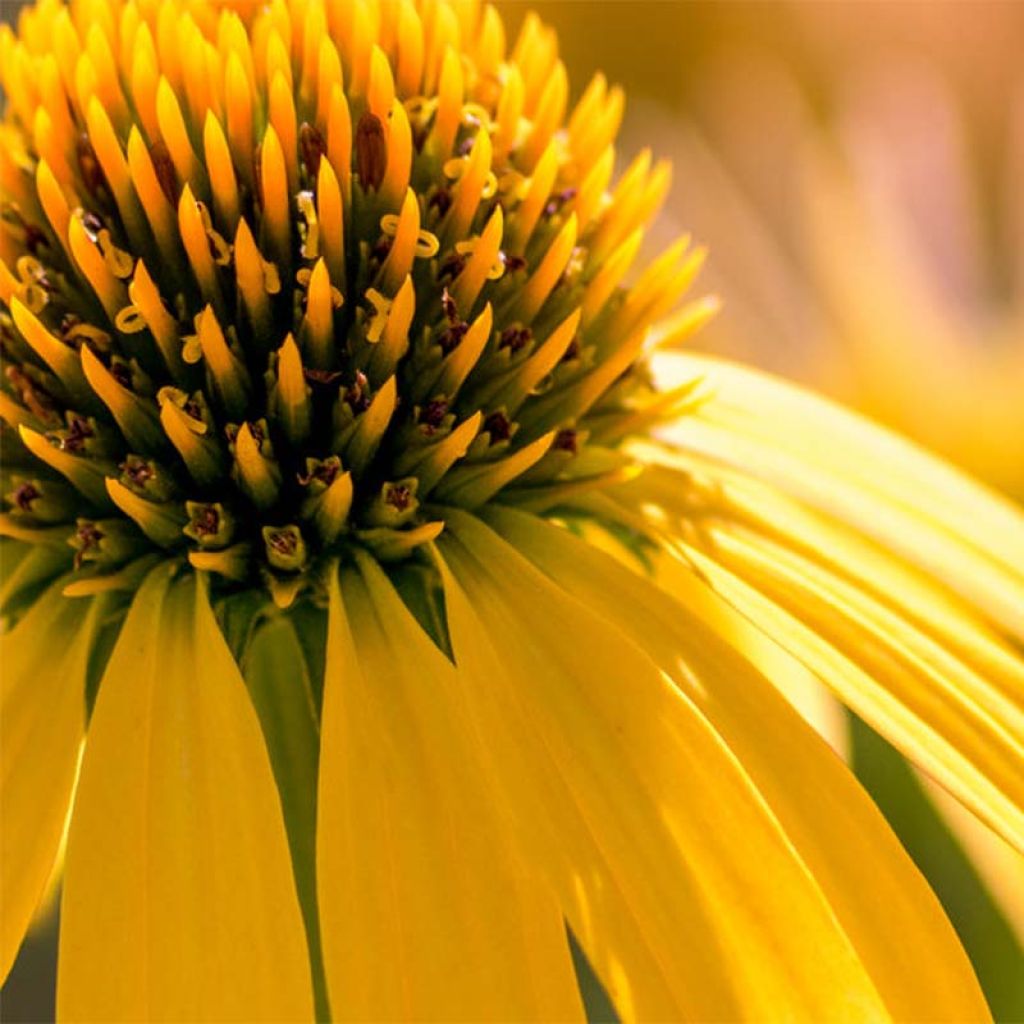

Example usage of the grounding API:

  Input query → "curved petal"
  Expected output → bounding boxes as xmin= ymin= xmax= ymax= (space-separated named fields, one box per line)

xmin=613 ymin=354 xmax=1024 ymax=852
xmin=652 ymin=351 xmax=1024 ymax=641
xmin=316 ymin=553 xmax=584 ymax=1022
xmin=436 ymin=510 xmax=901 ymax=1022
xmin=1 ymin=581 xmax=101 ymax=981
xmin=613 ymin=457 xmax=1024 ymax=855
xmin=480 ymin=504 xmax=991 ymax=1021
xmin=57 ymin=566 xmax=314 ymax=1022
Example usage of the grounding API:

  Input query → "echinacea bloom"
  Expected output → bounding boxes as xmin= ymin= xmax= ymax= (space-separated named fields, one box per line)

xmin=1 ymin=0 xmax=1023 ymax=1020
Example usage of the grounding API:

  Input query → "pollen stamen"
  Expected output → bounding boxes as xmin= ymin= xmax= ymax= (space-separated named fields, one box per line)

xmin=1 ymin=0 xmax=707 ymax=588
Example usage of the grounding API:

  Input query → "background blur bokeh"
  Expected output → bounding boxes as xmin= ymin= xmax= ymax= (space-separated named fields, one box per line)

xmin=525 ymin=0 xmax=1024 ymax=500
xmin=2 ymin=1 xmax=1023 ymax=1020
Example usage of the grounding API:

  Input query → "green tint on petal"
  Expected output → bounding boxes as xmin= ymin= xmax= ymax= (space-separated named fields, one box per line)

xmin=57 ymin=566 xmax=314 ymax=1022
xmin=851 ymin=715 xmax=1024 ymax=1021
xmin=242 ymin=615 xmax=329 ymax=1021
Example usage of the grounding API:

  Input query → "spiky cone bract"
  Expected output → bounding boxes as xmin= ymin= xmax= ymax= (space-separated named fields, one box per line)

xmin=0 ymin=0 xmax=680 ymax=599
xmin=2 ymin=1 xmax=1024 ymax=1021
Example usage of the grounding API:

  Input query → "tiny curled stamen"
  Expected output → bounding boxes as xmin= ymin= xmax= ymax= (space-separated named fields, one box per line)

xmin=98 ymin=231 xmax=134 ymax=278
xmin=364 ymin=288 xmax=392 ymax=343
xmin=114 ymin=305 xmax=148 ymax=334
xmin=380 ymin=215 xmax=438 ymax=259
xmin=461 ymin=103 xmax=493 ymax=131
xmin=15 ymin=254 xmax=44 ymax=282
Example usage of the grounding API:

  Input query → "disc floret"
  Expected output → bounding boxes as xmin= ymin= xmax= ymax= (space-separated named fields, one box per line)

xmin=0 ymin=1 xmax=714 ymax=603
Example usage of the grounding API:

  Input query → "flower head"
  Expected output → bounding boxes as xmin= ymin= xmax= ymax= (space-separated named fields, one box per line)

xmin=1 ymin=1 xmax=1023 ymax=1021
xmin=0 ymin=0 xmax=701 ymax=600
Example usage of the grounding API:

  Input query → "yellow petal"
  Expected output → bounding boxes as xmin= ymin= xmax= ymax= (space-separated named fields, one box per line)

xmin=653 ymin=352 xmax=1024 ymax=640
xmin=684 ymin=521 xmax=1024 ymax=854
xmin=57 ymin=566 xmax=314 ymax=1022
xmin=317 ymin=553 xmax=584 ymax=1022
xmin=483 ymin=504 xmax=992 ymax=1021
xmin=436 ymin=511 xmax=897 ymax=1022
xmin=1 ymin=582 xmax=101 ymax=982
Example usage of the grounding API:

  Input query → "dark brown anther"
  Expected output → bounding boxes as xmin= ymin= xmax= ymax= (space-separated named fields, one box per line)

xmin=419 ymin=397 xmax=449 ymax=430
xmin=299 ymin=122 xmax=326 ymax=180
xmin=500 ymin=251 xmax=527 ymax=274
xmin=385 ymin=482 xmax=413 ymax=511
xmin=457 ymin=135 xmax=475 ymax=157
xmin=183 ymin=396 xmax=205 ymax=421
xmin=54 ymin=415 xmax=94 ymax=453
xmin=356 ymin=112 xmax=387 ymax=191
xmin=344 ymin=371 xmax=371 ymax=413
xmin=437 ymin=308 xmax=469 ymax=354
xmin=298 ymin=457 xmax=340 ymax=488
xmin=120 ymin=455 xmax=153 ymax=488
xmin=428 ymin=187 xmax=452 ymax=217
xmin=192 ymin=505 xmax=220 ymax=536
xmin=184 ymin=501 xmax=235 ymax=549
xmin=371 ymin=236 xmax=392 ymax=262
xmin=225 ymin=419 xmax=265 ymax=447
xmin=267 ymin=527 xmax=296 ymax=555
xmin=436 ymin=290 xmax=467 ymax=350
xmin=303 ymin=367 xmax=345 ymax=387
xmin=76 ymin=134 xmax=110 ymax=205
xmin=437 ymin=323 xmax=468 ymax=354
xmin=73 ymin=520 xmax=104 ymax=569
xmin=261 ymin=524 xmax=307 ymax=572
xmin=150 ymin=141 xmax=180 ymax=205
xmin=438 ymin=253 xmax=466 ymax=282
xmin=561 ymin=334 xmax=582 ymax=363
xmin=499 ymin=324 xmax=532 ymax=354
xmin=110 ymin=359 xmax=133 ymax=389
xmin=483 ymin=410 xmax=512 ymax=443
xmin=553 ymin=428 xmax=578 ymax=454
xmin=12 ymin=481 xmax=40 ymax=511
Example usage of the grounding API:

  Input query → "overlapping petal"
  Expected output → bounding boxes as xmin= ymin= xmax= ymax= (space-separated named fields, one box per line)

xmin=651 ymin=352 xmax=1024 ymax=639
xmin=435 ymin=509 xmax=930 ymax=1022
xmin=316 ymin=552 xmax=584 ymax=1021
xmin=57 ymin=566 xmax=314 ymax=1022
xmin=480 ymin=504 xmax=992 ymax=1020
xmin=604 ymin=354 xmax=1024 ymax=854
xmin=1 ymin=581 xmax=102 ymax=981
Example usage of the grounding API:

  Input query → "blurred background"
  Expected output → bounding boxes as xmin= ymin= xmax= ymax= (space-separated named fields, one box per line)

xmin=525 ymin=0 xmax=1024 ymax=501
xmin=2 ymin=1 xmax=1023 ymax=1020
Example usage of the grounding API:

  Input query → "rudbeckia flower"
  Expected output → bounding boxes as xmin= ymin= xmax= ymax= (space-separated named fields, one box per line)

xmin=1 ymin=1 xmax=1021 ymax=1020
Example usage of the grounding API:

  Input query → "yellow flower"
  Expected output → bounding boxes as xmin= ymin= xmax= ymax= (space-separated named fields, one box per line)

xmin=0 ymin=1 xmax=1021 ymax=1021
